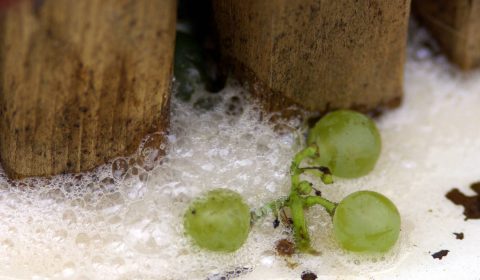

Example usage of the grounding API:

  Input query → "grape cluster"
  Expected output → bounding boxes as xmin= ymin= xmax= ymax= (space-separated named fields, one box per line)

xmin=183 ymin=110 xmax=400 ymax=255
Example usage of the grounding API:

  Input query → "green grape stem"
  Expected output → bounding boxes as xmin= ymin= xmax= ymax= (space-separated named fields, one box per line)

xmin=251 ymin=145 xmax=338 ymax=253
xmin=288 ymin=193 xmax=312 ymax=252
xmin=290 ymin=145 xmax=318 ymax=188
xmin=304 ymin=196 xmax=337 ymax=216
xmin=299 ymin=167 xmax=333 ymax=184
xmin=286 ymin=145 xmax=337 ymax=253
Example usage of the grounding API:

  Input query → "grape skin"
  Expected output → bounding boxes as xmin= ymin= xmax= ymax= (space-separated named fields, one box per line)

xmin=333 ymin=191 xmax=401 ymax=252
xmin=184 ymin=189 xmax=251 ymax=252
xmin=307 ymin=110 xmax=381 ymax=178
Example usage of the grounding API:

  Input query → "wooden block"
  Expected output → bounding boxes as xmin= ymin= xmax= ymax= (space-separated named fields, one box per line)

xmin=413 ymin=0 xmax=480 ymax=70
xmin=0 ymin=0 xmax=176 ymax=179
xmin=212 ymin=0 xmax=410 ymax=116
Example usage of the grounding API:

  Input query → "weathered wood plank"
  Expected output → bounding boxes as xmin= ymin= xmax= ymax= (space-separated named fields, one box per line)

xmin=0 ymin=0 xmax=176 ymax=178
xmin=413 ymin=0 xmax=480 ymax=70
xmin=212 ymin=0 xmax=410 ymax=116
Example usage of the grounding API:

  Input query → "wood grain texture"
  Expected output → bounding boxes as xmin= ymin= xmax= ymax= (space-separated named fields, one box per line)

xmin=212 ymin=0 xmax=410 ymax=116
xmin=0 ymin=0 xmax=176 ymax=178
xmin=413 ymin=0 xmax=480 ymax=70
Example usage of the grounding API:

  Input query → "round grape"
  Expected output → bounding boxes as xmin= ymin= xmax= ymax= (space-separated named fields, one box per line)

xmin=333 ymin=191 xmax=400 ymax=252
xmin=307 ymin=110 xmax=381 ymax=178
xmin=184 ymin=188 xmax=251 ymax=252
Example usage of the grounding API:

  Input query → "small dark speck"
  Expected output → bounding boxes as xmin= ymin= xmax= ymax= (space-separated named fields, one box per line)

xmin=453 ymin=232 xmax=464 ymax=240
xmin=301 ymin=270 xmax=317 ymax=280
xmin=273 ymin=219 xmax=280 ymax=228
xmin=191 ymin=210 xmax=196 ymax=215
xmin=432 ymin=250 xmax=449 ymax=260
xmin=318 ymin=166 xmax=331 ymax=174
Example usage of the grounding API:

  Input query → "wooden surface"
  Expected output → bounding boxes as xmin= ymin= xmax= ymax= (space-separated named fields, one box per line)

xmin=212 ymin=0 xmax=410 ymax=116
xmin=413 ymin=0 xmax=480 ymax=70
xmin=0 ymin=0 xmax=176 ymax=178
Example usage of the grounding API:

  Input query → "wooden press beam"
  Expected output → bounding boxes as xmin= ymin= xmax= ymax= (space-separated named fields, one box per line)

xmin=413 ymin=0 xmax=480 ymax=70
xmin=0 ymin=0 xmax=176 ymax=179
xmin=212 ymin=0 xmax=411 ymax=116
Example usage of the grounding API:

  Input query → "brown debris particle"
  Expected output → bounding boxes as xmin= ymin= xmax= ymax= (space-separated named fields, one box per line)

xmin=301 ymin=271 xmax=318 ymax=280
xmin=275 ymin=239 xmax=295 ymax=256
xmin=432 ymin=250 xmax=449 ymax=260
xmin=453 ymin=232 xmax=464 ymax=240
xmin=446 ymin=182 xmax=480 ymax=220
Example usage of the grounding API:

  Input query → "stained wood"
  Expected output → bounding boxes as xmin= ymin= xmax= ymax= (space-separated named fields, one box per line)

xmin=212 ymin=0 xmax=410 ymax=116
xmin=0 ymin=0 xmax=176 ymax=178
xmin=413 ymin=0 xmax=480 ymax=70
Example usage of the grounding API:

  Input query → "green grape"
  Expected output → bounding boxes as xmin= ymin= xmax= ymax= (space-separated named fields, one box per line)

xmin=307 ymin=110 xmax=381 ymax=178
xmin=333 ymin=191 xmax=400 ymax=253
xmin=184 ymin=188 xmax=251 ymax=252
